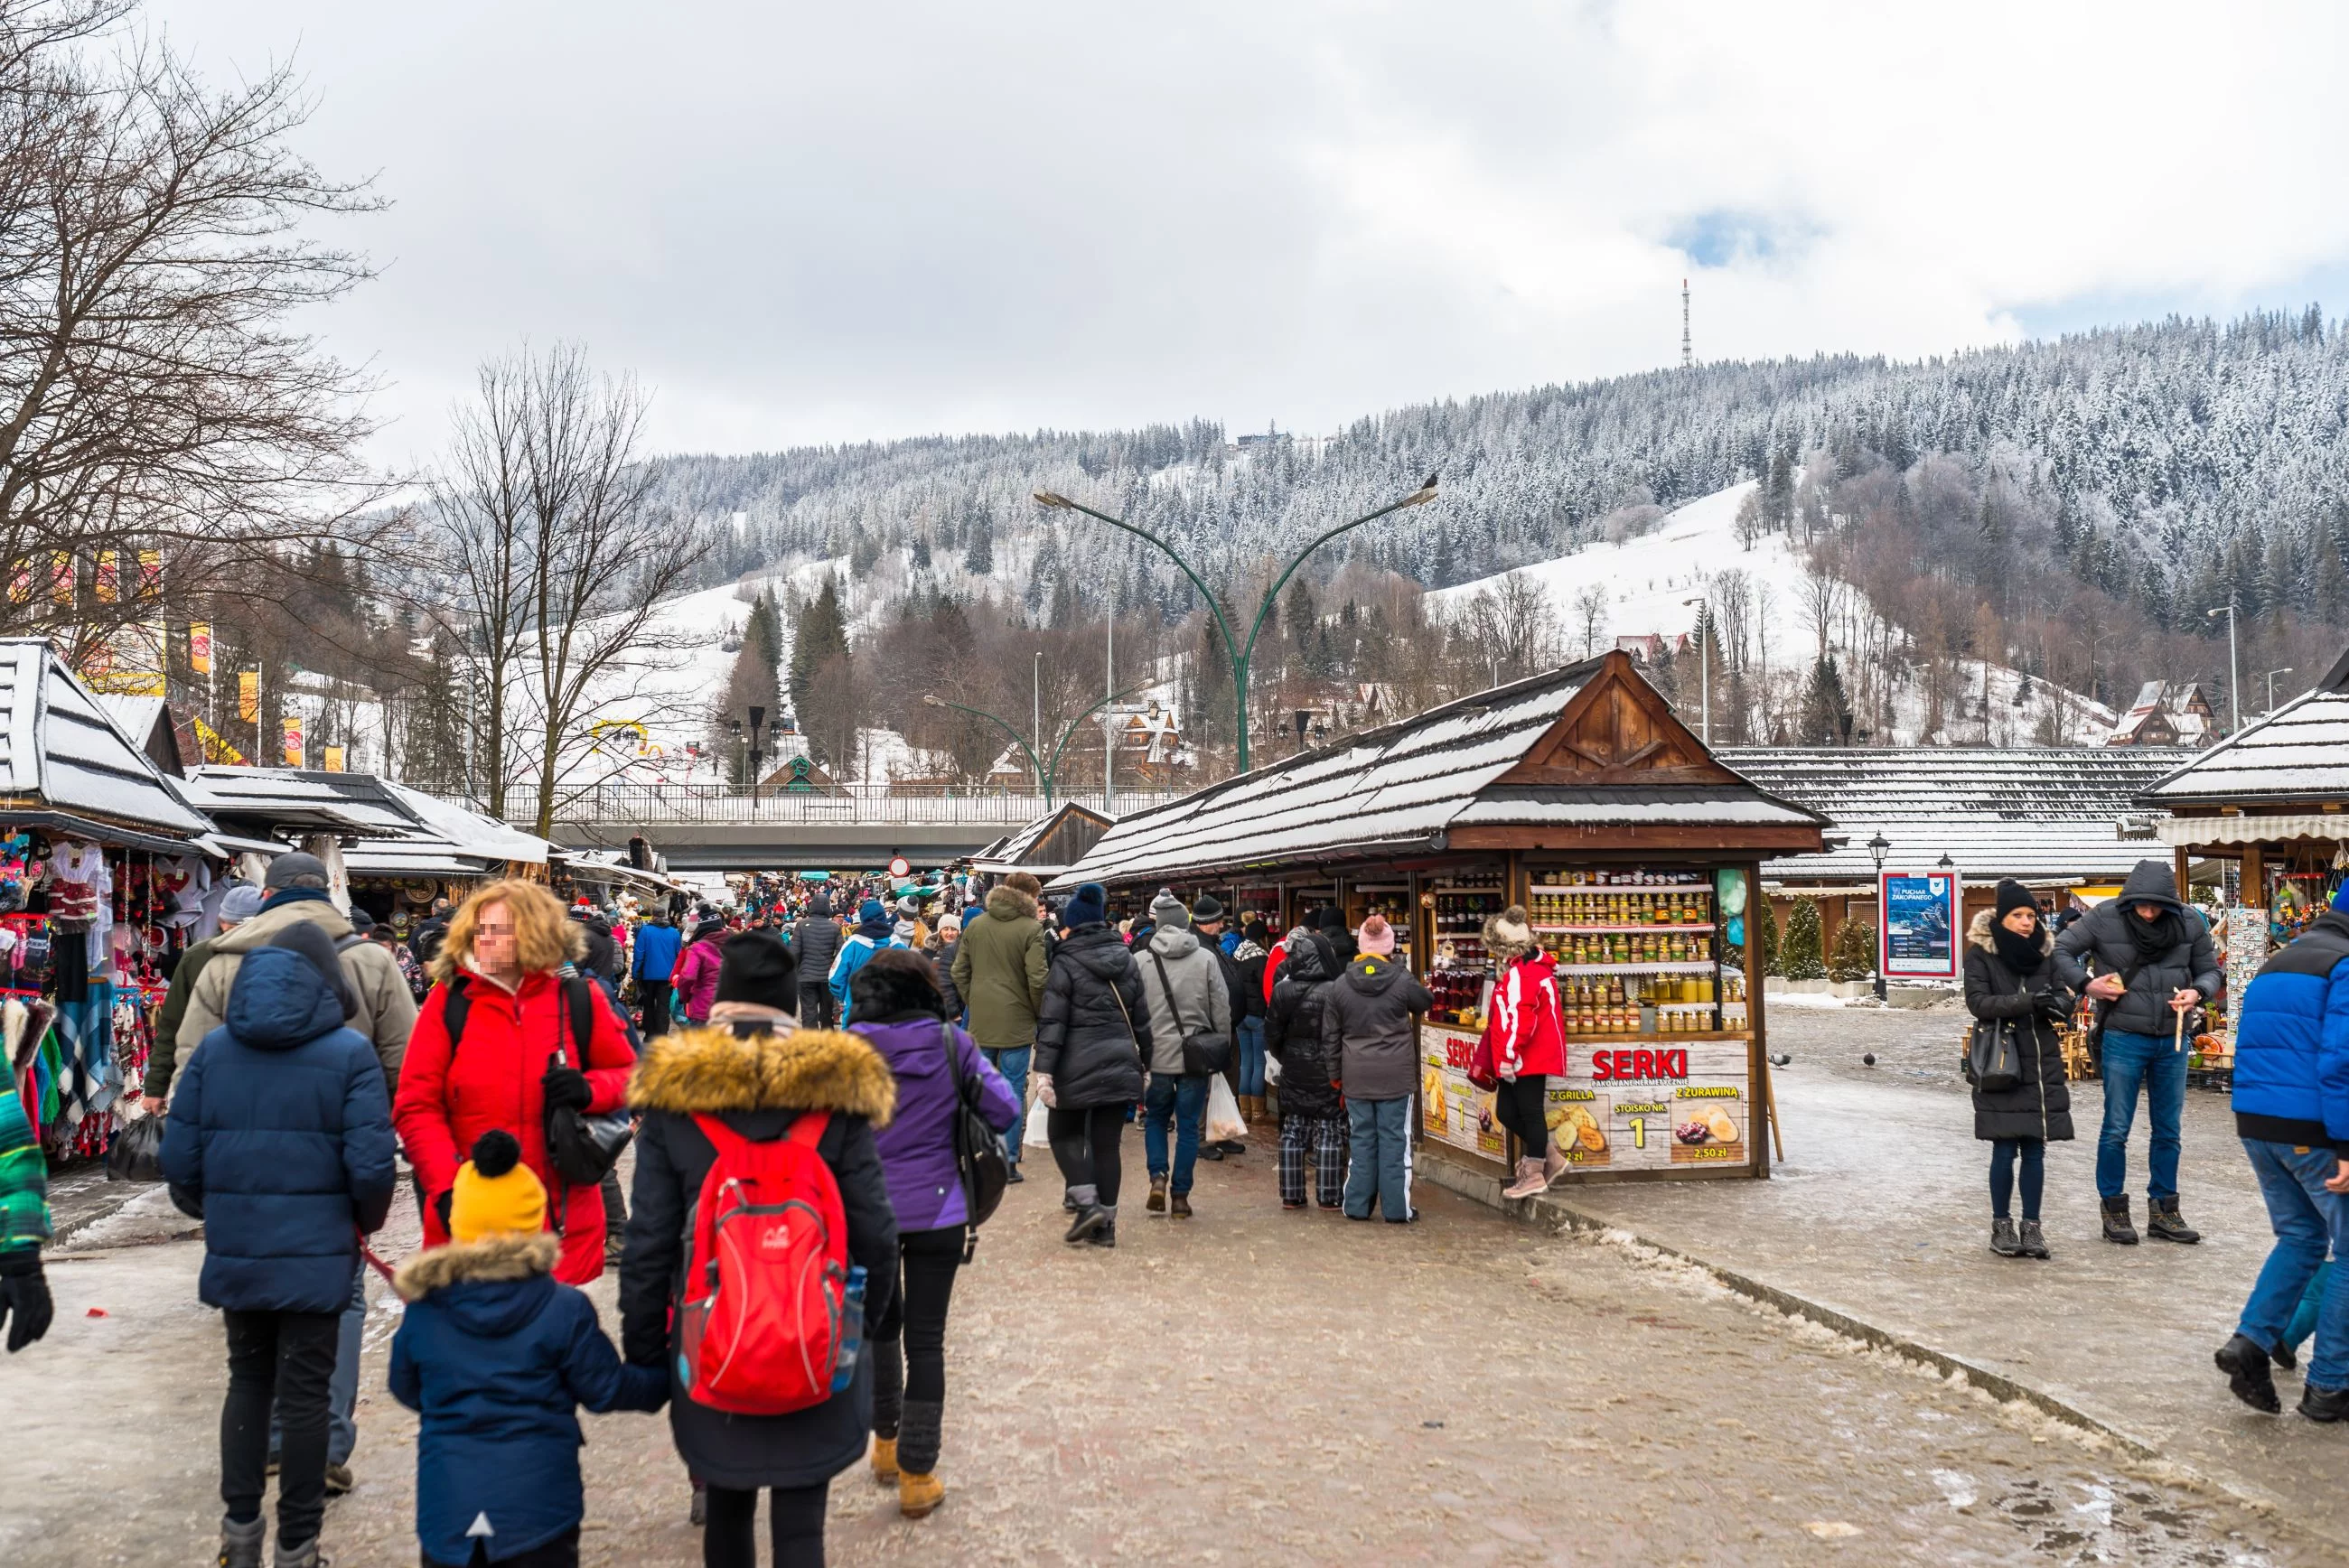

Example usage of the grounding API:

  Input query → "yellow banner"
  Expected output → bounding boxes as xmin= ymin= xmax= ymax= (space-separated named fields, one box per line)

xmin=49 ymin=552 xmax=71 ymax=605
xmin=190 ymin=622 xmax=212 ymax=677
xmin=192 ymin=714 xmax=245 ymax=766
xmin=94 ymin=550 xmax=117 ymax=602
xmin=282 ymin=714 xmax=304 ymax=769
xmin=238 ymin=670 xmax=258 ymax=723
xmin=136 ymin=548 xmax=161 ymax=600
xmin=323 ymin=745 xmax=345 ymax=773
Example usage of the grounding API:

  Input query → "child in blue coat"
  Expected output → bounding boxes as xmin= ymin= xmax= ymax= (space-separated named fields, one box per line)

xmin=390 ymin=1131 xmax=664 ymax=1567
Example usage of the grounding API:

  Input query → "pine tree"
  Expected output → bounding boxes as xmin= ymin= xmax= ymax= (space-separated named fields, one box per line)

xmin=788 ymin=575 xmax=849 ymax=717
xmin=1781 ymin=899 xmax=1827 ymax=980
xmin=1799 ymin=655 xmax=1854 ymax=744
xmin=1827 ymin=918 xmax=1876 ymax=982
xmin=911 ymin=532 xmax=931 ymax=570
xmin=962 ymin=508 xmax=994 ymax=576
xmin=1755 ymin=888 xmax=1781 ymax=976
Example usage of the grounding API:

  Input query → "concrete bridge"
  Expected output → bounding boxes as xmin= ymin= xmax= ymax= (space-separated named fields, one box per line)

xmin=498 ymin=783 xmax=1179 ymax=872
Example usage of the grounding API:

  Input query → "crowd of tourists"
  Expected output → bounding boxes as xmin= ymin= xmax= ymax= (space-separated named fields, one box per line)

xmin=0 ymin=847 xmax=2343 ymax=1565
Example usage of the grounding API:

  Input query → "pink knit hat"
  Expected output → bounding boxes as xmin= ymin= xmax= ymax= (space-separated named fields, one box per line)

xmin=1358 ymin=914 xmax=1397 ymax=957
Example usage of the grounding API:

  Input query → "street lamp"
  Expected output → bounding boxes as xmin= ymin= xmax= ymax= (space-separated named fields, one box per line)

xmin=1034 ymin=474 xmax=1439 ymax=770
xmin=2264 ymin=667 xmax=2295 ymax=715
xmin=747 ymin=705 xmax=765 ymax=804
xmin=1682 ymin=595 xmax=1710 ymax=746
xmin=1866 ymin=834 xmax=1890 ymax=1001
xmin=925 ymin=683 xmax=1152 ymax=807
xmin=2205 ymin=602 xmax=2240 ymax=733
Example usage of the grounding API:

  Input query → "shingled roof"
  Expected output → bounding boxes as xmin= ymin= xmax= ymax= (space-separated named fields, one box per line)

xmin=2137 ymin=646 xmax=2349 ymax=808
xmin=0 ymin=639 xmax=211 ymax=846
xmin=1720 ymin=746 xmax=2195 ymax=885
xmin=1053 ymin=652 xmax=1824 ymax=890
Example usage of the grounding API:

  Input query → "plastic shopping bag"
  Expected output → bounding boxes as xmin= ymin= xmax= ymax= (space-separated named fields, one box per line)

xmin=1024 ymin=1093 xmax=1053 ymax=1148
xmin=105 ymin=1114 xmax=165 ymax=1182
xmin=1204 ymin=1075 xmax=1248 ymax=1143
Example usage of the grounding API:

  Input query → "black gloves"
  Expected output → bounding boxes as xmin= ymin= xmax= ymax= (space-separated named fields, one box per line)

xmin=434 ymin=1189 xmax=454 ymax=1232
xmin=541 ymin=1063 xmax=593 ymax=1114
xmin=2033 ymin=988 xmax=2073 ymax=1024
xmin=0 ymin=1253 xmax=53 ymax=1353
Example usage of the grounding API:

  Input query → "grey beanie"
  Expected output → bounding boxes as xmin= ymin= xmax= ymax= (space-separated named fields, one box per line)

xmin=1150 ymin=891 xmax=1191 ymax=931
xmin=263 ymin=852 xmax=330 ymax=891
xmin=220 ymin=884 xmax=267 ymax=922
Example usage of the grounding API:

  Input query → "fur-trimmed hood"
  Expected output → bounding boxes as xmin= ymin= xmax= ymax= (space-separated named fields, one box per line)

xmin=1967 ymin=908 xmax=2053 ymax=957
xmin=629 ymin=1024 xmax=897 ymax=1124
xmin=394 ymin=1230 xmax=559 ymax=1302
xmin=985 ymin=883 xmax=1038 ymax=922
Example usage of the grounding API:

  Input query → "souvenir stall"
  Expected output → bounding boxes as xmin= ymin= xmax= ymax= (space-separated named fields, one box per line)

xmin=2139 ymin=646 xmax=2349 ymax=1089
xmin=1050 ymin=652 xmax=1828 ymax=1188
xmin=0 ymin=639 xmax=219 ymax=1162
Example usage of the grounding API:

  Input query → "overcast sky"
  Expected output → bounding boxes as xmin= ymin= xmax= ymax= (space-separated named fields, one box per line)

xmin=147 ymin=0 xmax=2349 ymax=467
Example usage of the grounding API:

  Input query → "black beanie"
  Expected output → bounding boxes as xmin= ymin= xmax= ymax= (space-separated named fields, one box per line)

xmin=715 ymin=931 xmax=799 ymax=1013
xmin=1994 ymin=880 xmax=2035 ymax=919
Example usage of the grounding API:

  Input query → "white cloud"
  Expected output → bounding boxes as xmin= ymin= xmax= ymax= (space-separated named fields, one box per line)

xmin=145 ymin=0 xmax=2349 ymax=461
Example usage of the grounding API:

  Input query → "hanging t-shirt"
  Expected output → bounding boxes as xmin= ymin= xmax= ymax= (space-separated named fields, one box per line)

xmin=46 ymin=842 xmax=102 ymax=925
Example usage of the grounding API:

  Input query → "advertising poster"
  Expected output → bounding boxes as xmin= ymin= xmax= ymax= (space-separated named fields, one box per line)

xmin=238 ymin=670 xmax=258 ymax=723
xmin=282 ymin=713 xmax=304 ymax=768
xmin=1419 ymin=1023 xmax=1503 ymax=1160
xmin=1545 ymin=1039 xmax=1752 ymax=1172
xmin=2224 ymin=906 xmax=2267 ymax=1051
xmin=189 ymin=622 xmax=212 ymax=677
xmin=1880 ymin=871 xmax=1961 ymax=978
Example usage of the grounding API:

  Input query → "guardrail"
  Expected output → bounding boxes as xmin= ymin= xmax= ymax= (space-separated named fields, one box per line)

xmin=489 ymin=783 xmax=1185 ymax=829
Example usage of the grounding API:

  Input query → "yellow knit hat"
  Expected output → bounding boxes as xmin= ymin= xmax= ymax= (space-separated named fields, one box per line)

xmin=449 ymin=1129 xmax=546 ymax=1243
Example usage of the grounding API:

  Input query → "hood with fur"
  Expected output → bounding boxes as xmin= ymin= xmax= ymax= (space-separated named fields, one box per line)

xmin=1967 ymin=908 xmax=2053 ymax=957
xmin=394 ymin=1231 xmax=559 ymax=1302
xmin=985 ymin=883 xmax=1038 ymax=923
xmin=628 ymin=1024 xmax=897 ymax=1124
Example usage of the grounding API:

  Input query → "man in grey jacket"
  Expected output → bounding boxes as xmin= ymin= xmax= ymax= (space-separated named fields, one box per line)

xmin=2054 ymin=858 xmax=2222 ymax=1245
xmin=1136 ymin=892 xmax=1232 ymax=1218
xmin=1321 ymin=915 xmax=1433 ymax=1223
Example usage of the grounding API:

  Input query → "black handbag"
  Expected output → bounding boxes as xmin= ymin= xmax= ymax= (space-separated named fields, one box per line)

xmin=1149 ymin=950 xmax=1233 ymax=1076
xmin=939 ymin=1021 xmax=1007 ymax=1257
xmin=542 ymin=976 xmax=634 ymax=1188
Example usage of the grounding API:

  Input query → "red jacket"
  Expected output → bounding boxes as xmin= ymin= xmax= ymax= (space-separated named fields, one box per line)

xmin=392 ymin=968 xmax=636 ymax=1284
xmin=1482 ymin=955 xmax=1567 ymax=1080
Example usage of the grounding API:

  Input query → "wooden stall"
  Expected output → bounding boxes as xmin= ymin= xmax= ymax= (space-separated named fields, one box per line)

xmin=1050 ymin=652 xmax=1828 ymax=1187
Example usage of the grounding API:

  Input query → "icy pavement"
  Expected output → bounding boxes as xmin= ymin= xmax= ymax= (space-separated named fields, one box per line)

xmin=1525 ymin=1004 xmax=2347 ymax=1553
xmin=0 ymin=1123 xmax=2316 ymax=1566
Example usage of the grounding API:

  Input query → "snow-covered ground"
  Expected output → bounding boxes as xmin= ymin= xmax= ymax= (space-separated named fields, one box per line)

xmin=1427 ymin=481 xmax=2115 ymax=745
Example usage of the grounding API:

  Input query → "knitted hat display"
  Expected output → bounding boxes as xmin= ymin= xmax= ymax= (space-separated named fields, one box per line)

xmin=450 ymin=1129 xmax=547 ymax=1243
xmin=1358 ymin=914 xmax=1397 ymax=956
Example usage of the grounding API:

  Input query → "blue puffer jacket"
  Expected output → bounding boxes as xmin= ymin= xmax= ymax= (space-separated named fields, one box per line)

xmin=2231 ymin=893 xmax=2349 ymax=1157
xmin=162 ymin=946 xmax=397 ymax=1311
xmin=631 ymin=919 xmax=682 ymax=983
xmin=390 ymin=1231 xmax=665 ymax=1564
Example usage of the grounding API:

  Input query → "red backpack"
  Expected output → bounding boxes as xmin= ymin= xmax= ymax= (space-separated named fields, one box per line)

xmin=677 ymin=1111 xmax=848 ymax=1415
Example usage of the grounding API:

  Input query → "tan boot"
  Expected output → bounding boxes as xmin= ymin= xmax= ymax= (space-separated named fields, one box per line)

xmin=1542 ymin=1143 xmax=1568 ymax=1187
xmin=899 ymin=1470 xmax=944 ymax=1519
xmin=1502 ymin=1156 xmax=1547 ymax=1200
xmin=870 ymin=1436 xmax=898 ymax=1483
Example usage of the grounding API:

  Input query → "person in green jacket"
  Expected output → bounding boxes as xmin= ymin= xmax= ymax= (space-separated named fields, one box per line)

xmin=142 ymin=882 xmax=266 ymax=1110
xmin=0 ymin=1066 xmax=54 ymax=1353
xmin=950 ymin=873 xmax=1050 ymax=1180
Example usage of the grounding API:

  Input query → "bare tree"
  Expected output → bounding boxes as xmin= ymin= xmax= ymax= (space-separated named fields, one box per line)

xmin=0 ymin=5 xmax=385 ymax=650
xmin=1569 ymin=581 xmax=1610 ymax=658
xmin=433 ymin=345 xmax=716 ymax=833
xmin=1799 ymin=558 xmax=1845 ymax=664
xmin=1462 ymin=573 xmax=1556 ymax=684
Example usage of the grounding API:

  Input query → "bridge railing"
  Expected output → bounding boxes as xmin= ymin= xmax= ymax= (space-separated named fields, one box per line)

xmin=490 ymin=782 xmax=1189 ymax=829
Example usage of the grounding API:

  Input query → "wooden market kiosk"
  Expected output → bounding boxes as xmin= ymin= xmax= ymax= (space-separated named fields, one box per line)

xmin=1048 ymin=652 xmax=1829 ymax=1188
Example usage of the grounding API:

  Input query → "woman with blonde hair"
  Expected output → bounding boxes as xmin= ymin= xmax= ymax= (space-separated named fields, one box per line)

xmin=393 ymin=879 xmax=638 ymax=1283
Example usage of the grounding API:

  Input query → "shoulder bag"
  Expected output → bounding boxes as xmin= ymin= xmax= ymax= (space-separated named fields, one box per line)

xmin=444 ymin=972 xmax=635 ymax=1191
xmin=1149 ymin=950 xmax=1233 ymax=1075
xmin=1963 ymin=970 xmax=2025 ymax=1094
xmin=939 ymin=1021 xmax=1007 ymax=1257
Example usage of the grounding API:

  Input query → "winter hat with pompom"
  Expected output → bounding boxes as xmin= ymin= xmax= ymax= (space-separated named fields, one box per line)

xmin=449 ymin=1129 xmax=546 ymax=1243
xmin=1358 ymin=915 xmax=1397 ymax=957
xmin=1062 ymin=882 xmax=1109 ymax=929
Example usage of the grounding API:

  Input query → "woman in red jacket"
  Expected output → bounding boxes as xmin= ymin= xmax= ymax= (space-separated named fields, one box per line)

xmin=393 ymin=879 xmax=636 ymax=1283
xmin=1480 ymin=906 xmax=1568 ymax=1200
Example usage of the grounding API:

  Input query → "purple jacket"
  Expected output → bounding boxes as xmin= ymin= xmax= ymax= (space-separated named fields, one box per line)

xmin=851 ymin=1017 xmax=1021 ymax=1231
xmin=673 ymin=937 xmax=725 ymax=1022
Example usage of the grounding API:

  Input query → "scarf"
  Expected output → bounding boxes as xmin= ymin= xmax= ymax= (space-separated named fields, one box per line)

xmin=2126 ymin=904 xmax=2183 ymax=962
xmin=1990 ymin=920 xmax=2045 ymax=976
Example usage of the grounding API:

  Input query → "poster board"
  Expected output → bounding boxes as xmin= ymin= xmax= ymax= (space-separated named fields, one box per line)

xmin=1879 ymin=871 xmax=1962 ymax=980
xmin=1419 ymin=1023 xmax=1504 ymax=1161
xmin=2223 ymin=906 xmax=2267 ymax=1051
xmin=1544 ymin=1039 xmax=1753 ymax=1171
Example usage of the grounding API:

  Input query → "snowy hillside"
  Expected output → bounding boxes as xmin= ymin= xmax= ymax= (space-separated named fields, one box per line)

xmin=1427 ymin=481 xmax=2116 ymax=746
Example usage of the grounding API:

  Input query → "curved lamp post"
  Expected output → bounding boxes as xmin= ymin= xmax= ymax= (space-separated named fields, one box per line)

xmin=1034 ymin=474 xmax=1439 ymax=771
xmin=925 ymin=681 xmax=1152 ymax=807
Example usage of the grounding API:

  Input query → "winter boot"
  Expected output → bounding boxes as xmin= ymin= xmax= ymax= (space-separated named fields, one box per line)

xmin=2214 ymin=1333 xmax=2282 ymax=1414
xmin=1503 ymin=1157 xmax=1548 ymax=1200
xmin=1088 ymin=1209 xmax=1118 ymax=1247
xmin=900 ymin=1470 xmax=945 ymax=1518
xmin=870 ymin=1437 xmax=899 ymax=1482
xmin=272 ymin=1535 xmax=327 ymax=1568
xmin=2100 ymin=1195 xmax=2138 ymax=1245
xmin=1215 ymin=1138 xmax=1247 ymax=1155
xmin=1542 ymin=1143 xmax=1569 ymax=1188
xmin=2147 ymin=1196 xmax=2201 ymax=1244
xmin=1064 ymin=1203 xmax=1109 ymax=1245
xmin=2300 ymin=1382 xmax=2349 ymax=1423
xmin=897 ymin=1400 xmax=944 ymax=1516
xmin=1989 ymin=1217 xmax=2022 ymax=1256
xmin=1146 ymin=1174 xmax=1168 ymax=1212
xmin=1170 ymin=1191 xmax=1193 ymax=1218
xmin=2272 ymin=1337 xmax=2299 ymax=1374
xmin=218 ymin=1515 xmax=265 ymax=1568
xmin=2017 ymin=1219 xmax=2051 ymax=1259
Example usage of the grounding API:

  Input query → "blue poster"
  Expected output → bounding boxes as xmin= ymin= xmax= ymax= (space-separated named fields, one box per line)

xmin=1881 ymin=873 xmax=1960 ymax=977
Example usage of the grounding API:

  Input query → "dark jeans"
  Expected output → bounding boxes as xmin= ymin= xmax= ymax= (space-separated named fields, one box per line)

xmin=1492 ymin=1075 xmax=1549 ymax=1159
xmin=222 ymin=1308 xmax=340 ymax=1548
xmin=872 ymin=1225 xmax=964 ymax=1472
xmin=1989 ymin=1136 xmax=2045 ymax=1220
xmin=1046 ymin=1104 xmax=1127 ymax=1208
xmin=799 ymin=980 xmax=838 ymax=1031
xmin=424 ymin=1525 xmax=580 ymax=1567
xmin=637 ymin=979 xmax=672 ymax=1037
xmin=703 ymin=1481 xmax=829 ymax=1568
xmin=2237 ymin=1138 xmax=2349 ymax=1390
xmin=1143 ymin=1072 xmax=1209 ymax=1194
xmin=2097 ymin=1027 xmax=2185 ymax=1199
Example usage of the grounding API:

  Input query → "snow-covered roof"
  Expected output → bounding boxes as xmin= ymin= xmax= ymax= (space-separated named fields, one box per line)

xmin=1053 ymin=655 xmax=1823 ymax=890
xmin=184 ymin=766 xmax=555 ymax=871
xmin=379 ymin=781 xmax=551 ymax=866
xmin=0 ymin=639 xmax=211 ymax=842
xmin=2138 ymin=649 xmax=2349 ymax=807
xmin=1721 ymin=746 xmax=2197 ymax=884
xmin=973 ymin=801 xmax=1114 ymax=876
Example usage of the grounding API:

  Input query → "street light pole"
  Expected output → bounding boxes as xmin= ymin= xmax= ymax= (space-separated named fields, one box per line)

xmin=2205 ymin=602 xmax=2239 ymax=733
xmin=2264 ymin=667 xmax=2294 ymax=715
xmin=926 ymin=684 xmax=1151 ymax=807
xmin=1034 ymin=474 xmax=1439 ymax=771
xmin=1866 ymin=834 xmax=1890 ymax=1002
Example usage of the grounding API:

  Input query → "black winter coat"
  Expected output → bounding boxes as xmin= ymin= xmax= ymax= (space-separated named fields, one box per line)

xmin=1265 ymin=935 xmax=1342 ymax=1119
xmin=1032 ymin=923 xmax=1153 ymax=1109
xmin=620 ymin=1024 xmax=900 ymax=1492
xmin=1962 ymin=913 xmax=2075 ymax=1143
xmin=2053 ymin=859 xmax=2220 ymax=1040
